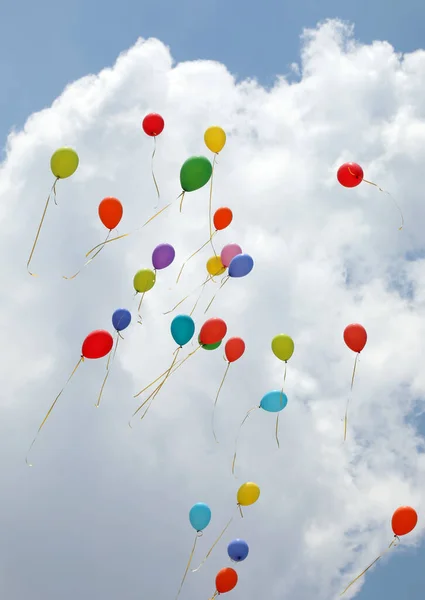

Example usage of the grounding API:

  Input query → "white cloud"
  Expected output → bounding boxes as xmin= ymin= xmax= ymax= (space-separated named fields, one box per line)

xmin=1 ymin=17 xmax=425 ymax=600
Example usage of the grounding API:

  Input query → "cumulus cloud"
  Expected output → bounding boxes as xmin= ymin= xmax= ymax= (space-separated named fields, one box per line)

xmin=1 ymin=17 xmax=425 ymax=600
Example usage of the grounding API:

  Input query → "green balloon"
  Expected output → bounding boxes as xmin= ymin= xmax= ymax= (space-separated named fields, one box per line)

xmin=180 ymin=156 xmax=213 ymax=192
xmin=198 ymin=334 xmax=222 ymax=351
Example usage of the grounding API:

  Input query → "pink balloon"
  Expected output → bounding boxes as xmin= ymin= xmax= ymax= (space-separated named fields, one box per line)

xmin=221 ymin=243 xmax=242 ymax=268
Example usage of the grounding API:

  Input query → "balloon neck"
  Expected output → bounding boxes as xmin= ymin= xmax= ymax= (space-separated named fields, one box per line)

xmin=196 ymin=530 xmax=203 ymax=537
xmin=81 ymin=355 xmax=85 ymax=362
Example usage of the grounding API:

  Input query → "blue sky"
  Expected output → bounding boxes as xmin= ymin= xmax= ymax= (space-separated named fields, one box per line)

xmin=1 ymin=0 xmax=424 ymax=598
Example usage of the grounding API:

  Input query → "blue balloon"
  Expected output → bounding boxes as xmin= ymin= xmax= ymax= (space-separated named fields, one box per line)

xmin=228 ymin=253 xmax=254 ymax=278
xmin=227 ymin=539 xmax=249 ymax=562
xmin=189 ymin=502 xmax=211 ymax=532
xmin=260 ymin=390 xmax=288 ymax=413
xmin=112 ymin=308 xmax=132 ymax=332
xmin=171 ymin=314 xmax=195 ymax=346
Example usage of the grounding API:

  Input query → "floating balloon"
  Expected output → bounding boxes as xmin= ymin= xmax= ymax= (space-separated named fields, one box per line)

xmin=199 ymin=318 xmax=227 ymax=346
xmin=199 ymin=334 xmax=222 ymax=351
xmin=142 ymin=113 xmax=165 ymax=203
xmin=179 ymin=156 xmax=213 ymax=212
xmin=171 ymin=315 xmax=196 ymax=347
xmin=271 ymin=334 xmax=294 ymax=388
xmin=133 ymin=269 xmax=156 ymax=321
xmin=204 ymin=127 xmax=227 ymax=255
xmin=215 ymin=568 xmax=238 ymax=595
xmin=260 ymin=390 xmax=288 ymax=413
xmin=228 ymin=253 xmax=254 ymax=278
xmin=227 ymin=539 xmax=249 ymax=562
xmin=221 ymin=243 xmax=242 ymax=268
xmin=207 ymin=255 xmax=226 ymax=277
xmin=343 ymin=323 xmax=367 ymax=441
xmin=152 ymin=243 xmax=175 ymax=270
xmin=27 ymin=147 xmax=79 ymax=276
xmin=189 ymin=503 xmax=212 ymax=532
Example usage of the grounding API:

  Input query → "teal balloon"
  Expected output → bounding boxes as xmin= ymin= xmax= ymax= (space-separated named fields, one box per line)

xmin=260 ymin=390 xmax=288 ymax=413
xmin=189 ymin=502 xmax=211 ymax=532
xmin=171 ymin=315 xmax=195 ymax=346
xmin=180 ymin=156 xmax=212 ymax=192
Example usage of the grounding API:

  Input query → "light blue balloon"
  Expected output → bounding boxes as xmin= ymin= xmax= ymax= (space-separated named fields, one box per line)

xmin=171 ymin=314 xmax=195 ymax=346
xmin=260 ymin=390 xmax=288 ymax=413
xmin=189 ymin=502 xmax=211 ymax=532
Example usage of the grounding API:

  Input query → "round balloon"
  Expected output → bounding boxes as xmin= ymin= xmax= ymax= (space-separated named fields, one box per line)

xmin=221 ymin=243 xmax=242 ymax=268
xmin=199 ymin=318 xmax=227 ymax=346
xmin=260 ymin=390 xmax=288 ymax=413
xmin=206 ymin=255 xmax=226 ymax=277
xmin=133 ymin=269 xmax=156 ymax=293
xmin=228 ymin=254 xmax=254 ymax=278
xmin=82 ymin=330 xmax=114 ymax=359
xmin=50 ymin=148 xmax=79 ymax=179
xmin=225 ymin=337 xmax=245 ymax=363
xmin=344 ymin=324 xmax=367 ymax=353
xmin=112 ymin=308 xmax=132 ymax=332
xmin=271 ymin=334 xmax=294 ymax=362
xmin=171 ymin=315 xmax=195 ymax=347
xmin=180 ymin=156 xmax=213 ymax=192
xmin=204 ymin=126 xmax=226 ymax=154
xmin=198 ymin=334 xmax=222 ymax=350
xmin=213 ymin=207 xmax=233 ymax=231
xmin=215 ymin=568 xmax=238 ymax=594
xmin=237 ymin=482 xmax=260 ymax=506
xmin=98 ymin=197 xmax=123 ymax=230
xmin=337 ymin=162 xmax=364 ymax=188
xmin=152 ymin=243 xmax=175 ymax=270
xmin=391 ymin=506 xmax=418 ymax=537
xmin=142 ymin=113 xmax=164 ymax=136
xmin=227 ymin=539 xmax=249 ymax=562
xmin=189 ymin=502 xmax=212 ymax=532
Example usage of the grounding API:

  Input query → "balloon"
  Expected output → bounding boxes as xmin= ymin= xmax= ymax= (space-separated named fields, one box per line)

xmin=98 ymin=197 xmax=123 ymax=230
xmin=152 ymin=243 xmax=175 ymax=270
xmin=225 ymin=337 xmax=245 ymax=363
xmin=391 ymin=506 xmax=418 ymax=536
xmin=337 ymin=162 xmax=364 ymax=188
xmin=237 ymin=482 xmax=260 ymax=506
xmin=271 ymin=334 xmax=294 ymax=362
xmin=213 ymin=207 xmax=233 ymax=231
xmin=133 ymin=269 xmax=156 ymax=293
xmin=221 ymin=243 xmax=242 ymax=268
xmin=171 ymin=315 xmax=195 ymax=346
xmin=260 ymin=390 xmax=288 ymax=413
xmin=344 ymin=324 xmax=367 ymax=353
xmin=50 ymin=148 xmax=79 ymax=179
xmin=207 ymin=255 xmax=226 ymax=277
xmin=227 ymin=539 xmax=249 ymax=562
xmin=204 ymin=126 xmax=226 ymax=154
xmin=82 ymin=330 xmax=113 ymax=359
xmin=228 ymin=253 xmax=254 ymax=278
xmin=198 ymin=334 xmax=222 ymax=350
xmin=142 ymin=113 xmax=164 ymax=136
xmin=112 ymin=308 xmax=131 ymax=332
xmin=215 ymin=568 xmax=238 ymax=594
xmin=199 ymin=318 xmax=227 ymax=345
xmin=180 ymin=156 xmax=213 ymax=192
xmin=189 ymin=502 xmax=212 ymax=532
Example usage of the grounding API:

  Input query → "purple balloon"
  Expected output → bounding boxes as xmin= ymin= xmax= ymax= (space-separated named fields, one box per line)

xmin=152 ymin=243 xmax=175 ymax=270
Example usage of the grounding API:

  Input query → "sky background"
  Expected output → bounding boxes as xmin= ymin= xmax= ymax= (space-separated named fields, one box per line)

xmin=1 ymin=2 xmax=425 ymax=599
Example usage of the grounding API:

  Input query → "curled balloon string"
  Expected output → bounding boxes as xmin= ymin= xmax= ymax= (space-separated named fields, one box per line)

xmin=176 ymin=231 xmax=219 ymax=284
xmin=25 ymin=356 xmax=84 ymax=466
xmin=175 ymin=531 xmax=203 ymax=600
xmin=208 ymin=154 xmax=218 ymax=256
xmin=212 ymin=362 xmax=231 ymax=443
xmin=347 ymin=166 xmax=404 ymax=230
xmin=231 ymin=406 xmax=259 ymax=477
xmin=204 ymin=276 xmax=230 ymax=314
xmin=340 ymin=536 xmax=399 ymax=596
xmin=191 ymin=513 xmax=235 ymax=573
xmin=95 ymin=335 xmax=120 ymax=408
xmin=344 ymin=353 xmax=360 ymax=442
xmin=163 ymin=275 xmax=213 ymax=315
xmin=27 ymin=177 xmax=59 ymax=276
xmin=63 ymin=230 xmax=112 ymax=280
xmin=152 ymin=136 xmax=161 ymax=209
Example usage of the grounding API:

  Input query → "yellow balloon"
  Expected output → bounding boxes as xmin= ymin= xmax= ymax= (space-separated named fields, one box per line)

xmin=206 ymin=255 xmax=226 ymax=277
xmin=133 ymin=269 xmax=156 ymax=293
xmin=50 ymin=147 xmax=79 ymax=179
xmin=237 ymin=482 xmax=260 ymax=506
xmin=204 ymin=126 xmax=226 ymax=154
xmin=271 ymin=334 xmax=294 ymax=362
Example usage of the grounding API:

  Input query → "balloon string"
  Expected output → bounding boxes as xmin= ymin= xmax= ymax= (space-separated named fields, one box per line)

xmin=178 ymin=191 xmax=186 ymax=213
xmin=191 ymin=514 xmax=234 ymax=573
xmin=208 ymin=154 xmax=218 ymax=256
xmin=209 ymin=592 xmax=218 ymax=600
xmin=96 ymin=336 xmax=120 ymax=408
xmin=63 ymin=230 xmax=111 ymax=280
xmin=275 ymin=414 xmax=280 ymax=448
xmin=190 ymin=284 xmax=207 ymax=317
xmin=137 ymin=292 xmax=146 ymax=323
xmin=106 ymin=332 xmax=121 ymax=371
xmin=231 ymin=406 xmax=258 ymax=477
xmin=152 ymin=136 xmax=160 ymax=209
xmin=204 ymin=275 xmax=229 ymax=314
xmin=284 ymin=362 xmax=287 ymax=383
xmin=351 ymin=353 xmax=359 ymax=391
xmin=340 ymin=536 xmax=399 ymax=596
xmin=212 ymin=362 xmax=230 ymax=443
xmin=175 ymin=533 xmax=201 ymax=600
xmin=25 ymin=356 xmax=84 ymax=466
xmin=344 ymin=353 xmax=360 ymax=441
xmin=27 ymin=177 xmax=59 ymax=276
xmin=176 ymin=231 xmax=218 ymax=284
xmin=163 ymin=275 xmax=213 ymax=315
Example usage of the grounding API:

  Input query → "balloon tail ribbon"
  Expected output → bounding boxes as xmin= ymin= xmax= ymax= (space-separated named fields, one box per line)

xmin=191 ymin=515 xmax=234 ymax=573
xmin=152 ymin=136 xmax=160 ymax=209
xmin=284 ymin=362 xmax=287 ymax=382
xmin=175 ymin=532 xmax=201 ymax=600
xmin=176 ymin=231 xmax=218 ymax=284
xmin=204 ymin=276 xmax=229 ymax=314
xmin=25 ymin=356 xmax=83 ymax=466
xmin=137 ymin=293 xmax=146 ymax=323
xmin=275 ymin=414 xmax=280 ymax=449
xmin=212 ymin=362 xmax=230 ymax=443
xmin=209 ymin=592 xmax=219 ymax=600
xmin=178 ymin=191 xmax=186 ymax=213
xmin=231 ymin=406 xmax=258 ymax=477
xmin=208 ymin=154 xmax=218 ymax=256
xmin=96 ymin=336 xmax=120 ymax=408
xmin=344 ymin=353 xmax=359 ymax=441
xmin=106 ymin=332 xmax=122 ymax=371
xmin=163 ymin=275 xmax=212 ymax=315
xmin=63 ymin=230 xmax=111 ymax=280
xmin=26 ymin=177 xmax=59 ymax=276
xmin=340 ymin=537 xmax=399 ymax=596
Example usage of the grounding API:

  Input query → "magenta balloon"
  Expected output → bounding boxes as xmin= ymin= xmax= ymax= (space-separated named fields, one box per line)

xmin=152 ymin=243 xmax=176 ymax=270
xmin=220 ymin=243 xmax=242 ymax=268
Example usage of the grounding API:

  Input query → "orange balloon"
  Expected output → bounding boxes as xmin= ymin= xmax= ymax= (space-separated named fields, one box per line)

xmin=213 ymin=207 xmax=233 ymax=231
xmin=215 ymin=568 xmax=238 ymax=594
xmin=391 ymin=506 xmax=418 ymax=536
xmin=225 ymin=337 xmax=245 ymax=363
xmin=199 ymin=318 xmax=227 ymax=345
xmin=343 ymin=323 xmax=367 ymax=353
xmin=98 ymin=197 xmax=123 ymax=230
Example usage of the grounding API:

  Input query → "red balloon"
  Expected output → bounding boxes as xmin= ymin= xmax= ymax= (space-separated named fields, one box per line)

xmin=392 ymin=506 xmax=418 ymax=537
xmin=199 ymin=318 xmax=227 ymax=346
xmin=343 ymin=324 xmax=367 ymax=353
xmin=82 ymin=330 xmax=114 ymax=359
xmin=215 ymin=567 xmax=238 ymax=594
xmin=225 ymin=337 xmax=245 ymax=363
xmin=337 ymin=162 xmax=364 ymax=188
xmin=142 ymin=113 xmax=165 ymax=137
